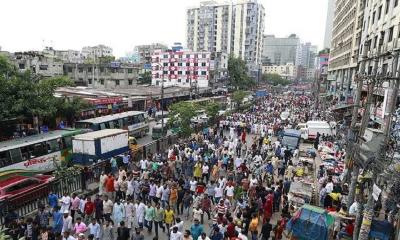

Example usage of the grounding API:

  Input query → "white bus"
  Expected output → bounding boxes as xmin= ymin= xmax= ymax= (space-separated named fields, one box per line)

xmin=75 ymin=111 xmax=149 ymax=138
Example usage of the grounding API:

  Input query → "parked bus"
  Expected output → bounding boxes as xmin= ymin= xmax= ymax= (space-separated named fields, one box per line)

xmin=75 ymin=111 xmax=149 ymax=138
xmin=0 ymin=129 xmax=84 ymax=178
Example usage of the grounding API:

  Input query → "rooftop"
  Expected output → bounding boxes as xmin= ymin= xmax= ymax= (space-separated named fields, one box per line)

xmin=73 ymin=129 xmax=128 ymax=141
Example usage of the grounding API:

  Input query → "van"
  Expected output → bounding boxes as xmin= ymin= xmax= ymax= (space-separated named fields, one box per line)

xmin=306 ymin=121 xmax=333 ymax=140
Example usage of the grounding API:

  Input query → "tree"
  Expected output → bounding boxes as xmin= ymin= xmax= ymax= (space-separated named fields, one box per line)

xmin=167 ymin=101 xmax=197 ymax=137
xmin=138 ymin=71 xmax=152 ymax=85
xmin=54 ymin=97 xmax=91 ymax=126
xmin=232 ymin=90 xmax=248 ymax=109
xmin=262 ymin=73 xmax=291 ymax=86
xmin=205 ymin=102 xmax=220 ymax=125
xmin=228 ymin=56 xmax=255 ymax=89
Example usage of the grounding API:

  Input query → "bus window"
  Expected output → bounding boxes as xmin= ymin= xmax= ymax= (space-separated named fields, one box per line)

xmin=138 ymin=114 xmax=145 ymax=123
xmin=100 ymin=123 xmax=106 ymax=130
xmin=63 ymin=136 xmax=73 ymax=148
xmin=0 ymin=151 xmax=11 ymax=167
xmin=118 ymin=119 xmax=123 ymax=128
xmin=47 ymin=139 xmax=60 ymax=153
xmin=92 ymin=123 xmax=99 ymax=131
xmin=123 ymin=117 xmax=128 ymax=127
xmin=20 ymin=146 xmax=32 ymax=160
xmin=32 ymin=143 xmax=47 ymax=157
xmin=10 ymin=148 xmax=23 ymax=163
xmin=133 ymin=115 xmax=139 ymax=124
xmin=109 ymin=121 xmax=114 ymax=129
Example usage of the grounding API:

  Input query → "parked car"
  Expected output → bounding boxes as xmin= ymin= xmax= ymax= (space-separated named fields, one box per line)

xmin=0 ymin=174 xmax=54 ymax=200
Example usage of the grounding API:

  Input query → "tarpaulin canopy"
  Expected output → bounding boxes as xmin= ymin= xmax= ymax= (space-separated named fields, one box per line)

xmin=286 ymin=204 xmax=334 ymax=240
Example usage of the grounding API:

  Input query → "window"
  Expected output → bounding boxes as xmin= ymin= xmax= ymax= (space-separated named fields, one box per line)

xmin=78 ymin=68 xmax=83 ymax=73
xmin=194 ymin=63 xmax=198 ymax=66
xmin=186 ymin=71 xmax=190 ymax=74
xmin=372 ymin=11 xmax=376 ymax=24
xmin=68 ymin=67 xmax=73 ymax=73
xmin=386 ymin=0 xmax=390 ymax=13
xmin=88 ymin=67 xmax=92 ymax=73
xmin=100 ymin=79 xmax=104 ymax=85
xmin=374 ymin=35 xmax=378 ymax=48
xmin=128 ymin=69 xmax=133 ymax=73
xmin=186 ymin=54 xmax=190 ymax=58
xmin=178 ymin=71 xmax=182 ymax=75
xmin=19 ymin=64 xmax=25 ymax=69
xmin=194 ymin=71 xmax=198 ymax=75
xmin=201 ymin=62 xmax=206 ymax=67
xmin=100 ymin=67 xmax=104 ymax=73
xmin=128 ymin=79 xmax=133 ymax=85
xmin=163 ymin=54 xmax=168 ymax=58
xmin=201 ymin=71 xmax=207 ymax=75
xmin=163 ymin=71 xmax=168 ymax=74
xmin=47 ymin=139 xmax=60 ymax=153
xmin=178 ymin=62 xmax=182 ymax=66
xmin=186 ymin=62 xmax=190 ymax=66
xmin=88 ymin=78 xmax=92 ymax=84
xmin=0 ymin=151 xmax=11 ymax=167
xmin=395 ymin=0 xmax=399 ymax=7
xmin=388 ymin=26 xmax=394 ymax=42
xmin=39 ymin=65 xmax=48 ymax=70
xmin=170 ymin=71 xmax=174 ymax=74
xmin=115 ymin=80 xmax=120 ymax=86
xmin=378 ymin=6 xmax=382 ymax=19
xmin=163 ymin=62 xmax=168 ymax=66
xmin=9 ymin=148 xmax=22 ymax=163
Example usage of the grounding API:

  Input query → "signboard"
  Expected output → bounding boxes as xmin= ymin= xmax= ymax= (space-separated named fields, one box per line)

xmin=110 ymin=61 xmax=121 ymax=68
xmin=89 ymin=97 xmax=123 ymax=105
xmin=327 ymin=75 xmax=336 ymax=81
xmin=144 ymin=63 xmax=152 ymax=70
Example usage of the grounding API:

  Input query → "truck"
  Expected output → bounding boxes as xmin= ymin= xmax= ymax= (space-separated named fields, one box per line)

xmin=305 ymin=121 xmax=333 ymax=140
xmin=282 ymin=129 xmax=301 ymax=150
xmin=72 ymin=129 xmax=129 ymax=165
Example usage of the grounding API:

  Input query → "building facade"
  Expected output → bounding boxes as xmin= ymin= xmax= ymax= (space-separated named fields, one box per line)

xmin=328 ymin=0 xmax=364 ymax=102
xmin=81 ymin=45 xmax=113 ymax=60
xmin=262 ymin=63 xmax=295 ymax=80
xmin=358 ymin=0 xmax=400 ymax=127
xmin=262 ymin=34 xmax=300 ymax=65
xmin=63 ymin=63 xmax=139 ymax=89
xmin=133 ymin=43 xmax=168 ymax=65
xmin=186 ymin=0 xmax=265 ymax=67
xmin=295 ymin=42 xmax=318 ymax=69
xmin=323 ymin=0 xmax=335 ymax=49
xmin=151 ymin=50 xmax=211 ymax=88
xmin=12 ymin=51 xmax=64 ymax=77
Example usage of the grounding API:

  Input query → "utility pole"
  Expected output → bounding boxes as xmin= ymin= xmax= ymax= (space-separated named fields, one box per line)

xmin=346 ymin=43 xmax=368 ymax=207
xmin=358 ymin=53 xmax=400 ymax=240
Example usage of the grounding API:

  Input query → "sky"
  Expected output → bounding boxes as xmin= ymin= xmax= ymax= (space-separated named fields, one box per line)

xmin=0 ymin=0 xmax=328 ymax=57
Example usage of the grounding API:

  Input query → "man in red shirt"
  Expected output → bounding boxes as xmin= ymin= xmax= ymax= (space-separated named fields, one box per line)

xmin=337 ymin=220 xmax=354 ymax=239
xmin=226 ymin=216 xmax=236 ymax=239
xmin=84 ymin=196 xmax=95 ymax=223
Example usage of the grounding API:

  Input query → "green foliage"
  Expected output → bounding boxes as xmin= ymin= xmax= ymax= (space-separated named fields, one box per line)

xmin=205 ymin=102 xmax=220 ymax=125
xmin=262 ymin=73 xmax=291 ymax=86
xmin=54 ymin=97 xmax=91 ymax=124
xmin=232 ymin=90 xmax=248 ymax=107
xmin=0 ymin=55 xmax=78 ymax=131
xmin=167 ymin=101 xmax=197 ymax=137
xmin=227 ymin=56 xmax=255 ymax=89
xmin=138 ymin=71 xmax=152 ymax=85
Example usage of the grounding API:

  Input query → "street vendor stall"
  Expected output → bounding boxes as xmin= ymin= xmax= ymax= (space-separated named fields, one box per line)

xmin=288 ymin=181 xmax=314 ymax=208
xmin=286 ymin=204 xmax=335 ymax=240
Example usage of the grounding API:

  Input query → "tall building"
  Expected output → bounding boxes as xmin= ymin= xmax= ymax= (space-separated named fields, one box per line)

xmin=81 ymin=45 xmax=113 ymax=60
xmin=151 ymin=50 xmax=211 ymax=88
xmin=323 ymin=0 xmax=335 ymax=49
xmin=358 ymin=0 xmax=400 ymax=128
xmin=295 ymin=42 xmax=317 ymax=69
xmin=328 ymin=0 xmax=364 ymax=101
xmin=133 ymin=43 xmax=168 ymax=65
xmin=186 ymin=0 xmax=265 ymax=66
xmin=262 ymin=34 xmax=300 ymax=65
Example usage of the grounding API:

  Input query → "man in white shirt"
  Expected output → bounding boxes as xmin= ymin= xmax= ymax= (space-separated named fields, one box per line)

xmin=325 ymin=180 xmax=334 ymax=194
xmin=140 ymin=158 xmax=148 ymax=171
xmin=170 ymin=226 xmax=183 ymax=240
xmin=349 ymin=200 xmax=359 ymax=216
xmin=60 ymin=193 xmax=71 ymax=213
xmin=87 ymin=218 xmax=101 ymax=240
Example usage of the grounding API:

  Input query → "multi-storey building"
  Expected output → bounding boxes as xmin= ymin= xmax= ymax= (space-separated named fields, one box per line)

xmin=359 ymin=0 xmax=400 ymax=127
xmin=186 ymin=0 xmax=265 ymax=67
xmin=81 ymin=45 xmax=113 ymax=60
xmin=43 ymin=47 xmax=83 ymax=63
xmin=151 ymin=50 xmax=211 ymax=88
xmin=323 ymin=0 xmax=335 ymax=49
xmin=262 ymin=34 xmax=300 ymax=65
xmin=12 ymin=51 xmax=64 ymax=77
xmin=63 ymin=62 xmax=139 ymax=89
xmin=133 ymin=43 xmax=168 ymax=65
xmin=296 ymin=42 xmax=318 ymax=69
xmin=262 ymin=63 xmax=295 ymax=80
xmin=328 ymin=0 xmax=364 ymax=101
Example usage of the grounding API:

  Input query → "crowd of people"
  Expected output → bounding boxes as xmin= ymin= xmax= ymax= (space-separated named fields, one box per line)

xmin=4 ymin=93 xmax=319 ymax=240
